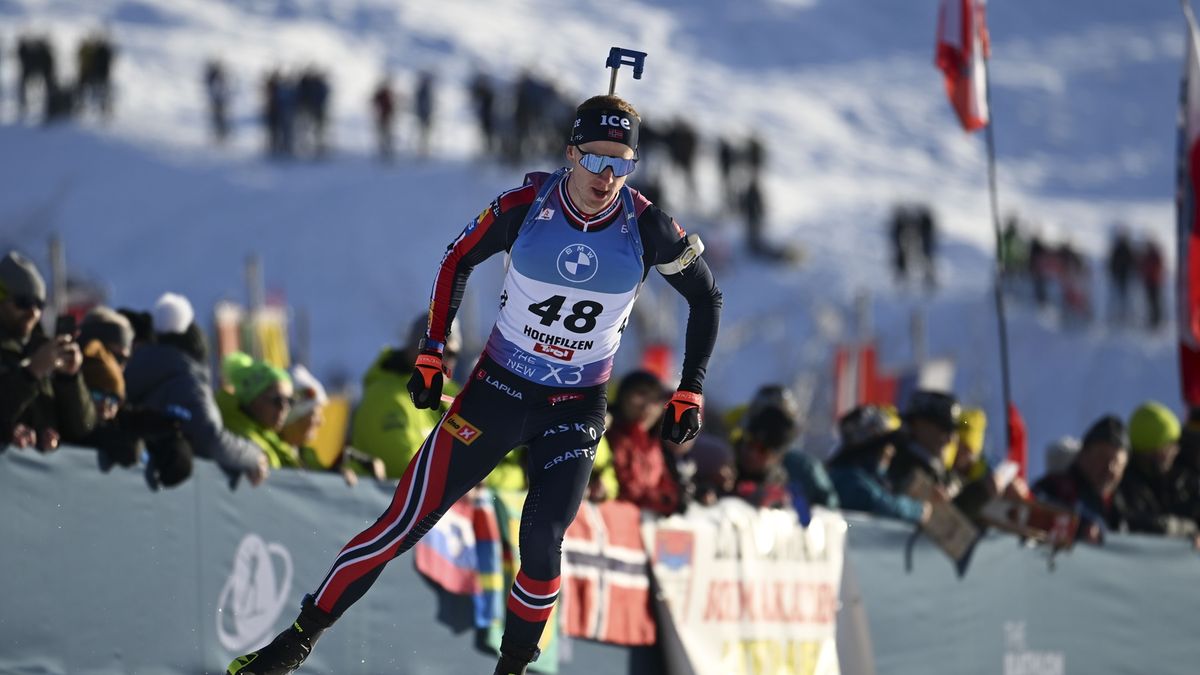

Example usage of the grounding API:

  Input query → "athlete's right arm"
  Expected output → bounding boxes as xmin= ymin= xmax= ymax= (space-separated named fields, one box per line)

xmin=425 ymin=183 xmax=537 ymax=345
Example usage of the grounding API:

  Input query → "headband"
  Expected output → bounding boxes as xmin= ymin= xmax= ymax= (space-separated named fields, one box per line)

xmin=569 ymin=108 xmax=640 ymax=149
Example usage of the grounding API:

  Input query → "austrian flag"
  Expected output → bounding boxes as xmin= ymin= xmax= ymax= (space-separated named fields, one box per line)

xmin=935 ymin=0 xmax=990 ymax=132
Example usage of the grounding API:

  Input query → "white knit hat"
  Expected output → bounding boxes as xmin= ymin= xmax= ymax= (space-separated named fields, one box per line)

xmin=152 ymin=292 xmax=195 ymax=335
xmin=286 ymin=363 xmax=328 ymax=424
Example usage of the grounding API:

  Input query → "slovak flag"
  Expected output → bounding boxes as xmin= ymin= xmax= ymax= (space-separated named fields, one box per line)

xmin=935 ymin=0 xmax=990 ymax=132
xmin=1177 ymin=2 xmax=1200 ymax=406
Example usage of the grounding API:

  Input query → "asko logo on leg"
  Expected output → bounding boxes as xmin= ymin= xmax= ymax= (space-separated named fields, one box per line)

xmin=441 ymin=414 xmax=483 ymax=445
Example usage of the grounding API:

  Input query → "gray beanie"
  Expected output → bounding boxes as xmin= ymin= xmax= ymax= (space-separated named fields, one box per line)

xmin=0 ymin=252 xmax=46 ymax=304
xmin=80 ymin=306 xmax=135 ymax=354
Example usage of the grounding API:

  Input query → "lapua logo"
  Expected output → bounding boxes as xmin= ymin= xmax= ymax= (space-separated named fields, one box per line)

xmin=599 ymin=114 xmax=631 ymax=130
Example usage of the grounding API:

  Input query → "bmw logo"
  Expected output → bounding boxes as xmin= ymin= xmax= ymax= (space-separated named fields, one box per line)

xmin=557 ymin=244 xmax=599 ymax=283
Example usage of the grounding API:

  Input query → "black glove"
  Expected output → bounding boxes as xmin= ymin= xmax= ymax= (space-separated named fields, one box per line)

xmin=407 ymin=350 xmax=447 ymax=410
xmin=661 ymin=390 xmax=703 ymax=444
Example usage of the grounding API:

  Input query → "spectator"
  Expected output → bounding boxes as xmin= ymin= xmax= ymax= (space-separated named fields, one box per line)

xmin=78 ymin=305 xmax=133 ymax=366
xmin=351 ymin=315 xmax=461 ymax=478
xmin=687 ymin=433 xmax=736 ymax=506
xmin=1107 ymin=227 xmax=1136 ymax=326
xmin=950 ymin=407 xmax=989 ymax=482
xmin=887 ymin=389 xmax=959 ymax=493
xmin=370 ymin=75 xmax=396 ymax=161
xmin=608 ymin=370 xmax=683 ymax=515
xmin=76 ymin=30 xmax=115 ymax=120
xmin=79 ymin=336 xmax=192 ymax=481
xmin=999 ymin=215 xmax=1028 ymax=281
xmin=1044 ymin=435 xmax=1081 ymax=475
xmin=218 ymin=352 xmax=299 ymax=469
xmin=1119 ymin=401 xmax=1197 ymax=538
xmin=0 ymin=251 xmax=93 ymax=451
xmin=1029 ymin=233 xmax=1051 ymax=308
xmin=124 ymin=293 xmax=268 ymax=487
xmin=204 ymin=60 xmax=230 ymax=144
xmin=281 ymin=363 xmax=385 ymax=484
xmin=727 ymin=383 xmax=840 ymax=513
xmin=414 ymin=70 xmax=435 ymax=157
xmin=1172 ymin=410 xmax=1200 ymax=527
xmin=116 ymin=307 xmax=155 ymax=351
xmin=732 ymin=405 xmax=796 ymax=509
xmin=280 ymin=363 xmax=326 ymax=468
xmin=469 ymin=70 xmax=496 ymax=156
xmin=828 ymin=405 xmax=931 ymax=525
xmin=1034 ymin=415 xmax=1131 ymax=544
xmin=1140 ymin=237 xmax=1166 ymax=331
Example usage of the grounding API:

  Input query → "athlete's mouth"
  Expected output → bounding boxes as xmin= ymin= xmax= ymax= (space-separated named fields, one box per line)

xmin=591 ymin=186 xmax=609 ymax=199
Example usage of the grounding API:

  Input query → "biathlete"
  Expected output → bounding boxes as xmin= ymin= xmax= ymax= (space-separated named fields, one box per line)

xmin=228 ymin=92 xmax=722 ymax=675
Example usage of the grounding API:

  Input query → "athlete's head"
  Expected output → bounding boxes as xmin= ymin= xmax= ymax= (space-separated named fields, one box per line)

xmin=565 ymin=95 xmax=640 ymax=213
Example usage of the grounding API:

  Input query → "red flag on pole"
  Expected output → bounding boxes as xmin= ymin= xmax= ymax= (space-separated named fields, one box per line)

xmin=935 ymin=0 xmax=990 ymax=132
xmin=1006 ymin=402 xmax=1027 ymax=481
xmin=1177 ymin=1 xmax=1200 ymax=406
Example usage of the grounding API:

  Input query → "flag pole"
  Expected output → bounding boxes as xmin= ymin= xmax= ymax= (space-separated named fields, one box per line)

xmin=982 ymin=56 xmax=1015 ymax=455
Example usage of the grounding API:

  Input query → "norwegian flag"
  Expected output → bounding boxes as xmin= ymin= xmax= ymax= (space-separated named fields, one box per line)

xmin=1178 ymin=2 xmax=1200 ymax=406
xmin=935 ymin=0 xmax=990 ymax=132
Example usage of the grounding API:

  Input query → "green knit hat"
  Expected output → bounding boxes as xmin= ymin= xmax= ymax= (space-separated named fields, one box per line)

xmin=1128 ymin=401 xmax=1181 ymax=453
xmin=224 ymin=351 xmax=291 ymax=406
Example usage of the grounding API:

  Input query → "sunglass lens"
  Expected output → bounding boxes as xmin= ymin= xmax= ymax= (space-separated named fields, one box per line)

xmin=579 ymin=152 xmax=636 ymax=177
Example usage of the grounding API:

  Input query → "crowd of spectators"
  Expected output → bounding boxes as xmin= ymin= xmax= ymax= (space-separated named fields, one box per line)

xmin=1000 ymin=216 xmax=1168 ymax=331
xmin=3 ymin=246 xmax=1200 ymax=554
xmin=8 ymin=30 xmax=116 ymax=125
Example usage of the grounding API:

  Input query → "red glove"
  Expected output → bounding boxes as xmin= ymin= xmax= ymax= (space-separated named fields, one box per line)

xmin=661 ymin=390 xmax=703 ymax=444
xmin=407 ymin=350 xmax=447 ymax=410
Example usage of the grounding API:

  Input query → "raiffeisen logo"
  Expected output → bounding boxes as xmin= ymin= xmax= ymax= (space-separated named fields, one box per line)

xmin=216 ymin=533 xmax=294 ymax=652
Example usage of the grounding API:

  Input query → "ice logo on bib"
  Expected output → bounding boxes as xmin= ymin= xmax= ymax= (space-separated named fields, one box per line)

xmin=557 ymin=244 xmax=599 ymax=283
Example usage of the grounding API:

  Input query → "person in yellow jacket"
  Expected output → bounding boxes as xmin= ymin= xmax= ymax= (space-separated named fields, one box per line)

xmin=351 ymin=317 xmax=462 ymax=478
xmin=217 ymin=352 xmax=300 ymax=469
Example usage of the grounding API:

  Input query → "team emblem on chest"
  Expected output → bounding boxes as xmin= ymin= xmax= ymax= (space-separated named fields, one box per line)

xmin=557 ymin=244 xmax=599 ymax=283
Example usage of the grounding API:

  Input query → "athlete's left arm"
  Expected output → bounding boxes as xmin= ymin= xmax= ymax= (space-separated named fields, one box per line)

xmin=639 ymin=204 xmax=722 ymax=395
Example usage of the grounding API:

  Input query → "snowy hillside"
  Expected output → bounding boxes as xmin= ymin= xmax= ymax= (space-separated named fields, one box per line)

xmin=0 ymin=0 xmax=1189 ymax=478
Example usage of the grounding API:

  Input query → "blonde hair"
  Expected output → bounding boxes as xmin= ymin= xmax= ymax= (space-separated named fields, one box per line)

xmin=575 ymin=95 xmax=640 ymax=121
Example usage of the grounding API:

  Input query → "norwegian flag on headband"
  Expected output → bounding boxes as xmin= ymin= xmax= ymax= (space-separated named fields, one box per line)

xmin=935 ymin=0 xmax=990 ymax=132
xmin=1177 ymin=2 xmax=1200 ymax=406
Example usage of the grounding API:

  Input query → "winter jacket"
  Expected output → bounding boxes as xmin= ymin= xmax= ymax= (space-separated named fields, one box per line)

xmin=886 ymin=432 xmax=950 ymax=493
xmin=0 ymin=326 xmax=95 ymax=446
xmin=350 ymin=347 xmax=460 ymax=479
xmin=783 ymin=450 xmax=839 ymax=509
xmin=829 ymin=465 xmax=926 ymax=524
xmin=123 ymin=342 xmax=263 ymax=474
xmin=1034 ymin=463 xmax=1131 ymax=538
xmin=609 ymin=419 xmax=681 ymax=515
xmin=1116 ymin=460 xmax=1198 ymax=537
xmin=215 ymin=389 xmax=300 ymax=469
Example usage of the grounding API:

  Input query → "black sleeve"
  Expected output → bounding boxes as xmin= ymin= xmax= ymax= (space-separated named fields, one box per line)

xmin=639 ymin=204 xmax=722 ymax=394
xmin=426 ymin=193 xmax=531 ymax=343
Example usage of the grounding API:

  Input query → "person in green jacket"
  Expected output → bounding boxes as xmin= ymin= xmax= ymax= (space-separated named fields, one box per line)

xmin=352 ymin=316 xmax=462 ymax=478
xmin=218 ymin=352 xmax=300 ymax=469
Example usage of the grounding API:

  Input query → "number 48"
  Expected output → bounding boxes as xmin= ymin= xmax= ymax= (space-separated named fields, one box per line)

xmin=527 ymin=295 xmax=603 ymax=334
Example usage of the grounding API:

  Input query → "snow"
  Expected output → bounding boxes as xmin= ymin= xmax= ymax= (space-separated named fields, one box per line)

xmin=0 ymin=0 xmax=1188 ymax=479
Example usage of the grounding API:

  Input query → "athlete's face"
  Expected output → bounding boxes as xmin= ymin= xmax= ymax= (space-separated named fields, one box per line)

xmin=566 ymin=141 xmax=635 ymax=213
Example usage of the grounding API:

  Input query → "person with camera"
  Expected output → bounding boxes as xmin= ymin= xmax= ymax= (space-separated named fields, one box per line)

xmin=0 ymin=251 xmax=94 ymax=452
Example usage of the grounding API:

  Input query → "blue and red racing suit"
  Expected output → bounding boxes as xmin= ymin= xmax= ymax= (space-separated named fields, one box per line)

xmin=310 ymin=169 xmax=722 ymax=654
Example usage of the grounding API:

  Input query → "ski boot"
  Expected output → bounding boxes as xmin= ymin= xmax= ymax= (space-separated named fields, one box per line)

xmin=493 ymin=641 xmax=541 ymax=675
xmin=226 ymin=600 xmax=335 ymax=675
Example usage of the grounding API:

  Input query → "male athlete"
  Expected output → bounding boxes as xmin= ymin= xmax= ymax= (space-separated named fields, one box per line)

xmin=228 ymin=93 xmax=722 ymax=675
